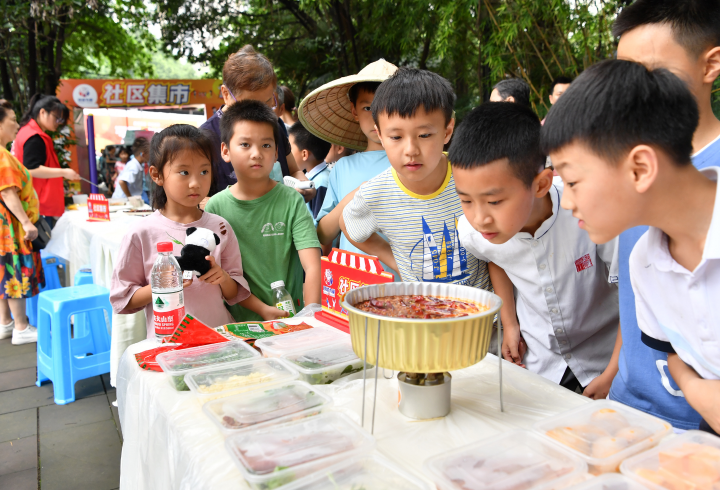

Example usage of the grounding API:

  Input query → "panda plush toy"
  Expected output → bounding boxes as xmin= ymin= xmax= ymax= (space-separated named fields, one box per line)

xmin=176 ymin=227 xmax=221 ymax=278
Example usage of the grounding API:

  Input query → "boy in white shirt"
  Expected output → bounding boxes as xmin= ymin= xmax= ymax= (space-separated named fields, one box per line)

xmin=453 ymin=102 xmax=619 ymax=395
xmin=542 ymin=59 xmax=720 ymax=433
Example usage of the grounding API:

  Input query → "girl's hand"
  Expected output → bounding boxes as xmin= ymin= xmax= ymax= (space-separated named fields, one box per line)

xmin=63 ymin=169 xmax=81 ymax=181
xmin=23 ymin=222 xmax=38 ymax=241
xmin=261 ymin=304 xmax=290 ymax=321
xmin=183 ymin=277 xmax=193 ymax=288
xmin=198 ymin=256 xmax=228 ymax=285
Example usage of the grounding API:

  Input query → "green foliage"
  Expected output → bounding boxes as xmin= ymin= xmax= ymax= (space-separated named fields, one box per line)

xmin=151 ymin=0 xmax=622 ymax=122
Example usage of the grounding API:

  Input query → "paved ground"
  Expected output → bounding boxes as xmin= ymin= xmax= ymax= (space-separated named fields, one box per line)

xmin=0 ymin=337 xmax=122 ymax=490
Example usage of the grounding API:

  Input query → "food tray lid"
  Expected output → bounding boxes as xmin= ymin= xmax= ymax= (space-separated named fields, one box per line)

xmin=156 ymin=340 xmax=259 ymax=375
xmin=533 ymin=400 xmax=672 ymax=465
xmin=202 ymin=380 xmax=333 ymax=432
xmin=283 ymin=342 xmax=361 ymax=374
xmin=619 ymin=430 xmax=720 ymax=489
xmin=184 ymin=357 xmax=299 ymax=397
xmin=424 ymin=430 xmax=588 ymax=490
xmin=281 ymin=453 xmax=433 ymax=490
xmin=225 ymin=412 xmax=375 ymax=481
xmin=254 ymin=327 xmax=348 ymax=357
xmin=563 ymin=473 xmax=651 ymax=490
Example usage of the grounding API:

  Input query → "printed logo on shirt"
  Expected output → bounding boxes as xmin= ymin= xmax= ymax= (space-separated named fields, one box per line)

xmin=408 ymin=216 xmax=471 ymax=283
xmin=261 ymin=222 xmax=285 ymax=237
xmin=575 ymin=253 xmax=594 ymax=272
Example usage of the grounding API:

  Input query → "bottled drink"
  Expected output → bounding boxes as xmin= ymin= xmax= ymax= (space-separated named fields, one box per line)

xmin=151 ymin=242 xmax=185 ymax=340
xmin=271 ymin=280 xmax=296 ymax=318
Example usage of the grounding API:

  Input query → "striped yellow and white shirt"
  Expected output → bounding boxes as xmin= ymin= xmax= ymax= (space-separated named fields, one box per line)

xmin=343 ymin=162 xmax=490 ymax=289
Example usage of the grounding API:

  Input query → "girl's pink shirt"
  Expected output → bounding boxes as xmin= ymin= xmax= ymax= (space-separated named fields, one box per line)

xmin=110 ymin=210 xmax=251 ymax=339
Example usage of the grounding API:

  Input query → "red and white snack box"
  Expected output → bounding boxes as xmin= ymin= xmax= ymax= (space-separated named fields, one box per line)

xmin=87 ymin=193 xmax=110 ymax=221
xmin=317 ymin=248 xmax=393 ymax=332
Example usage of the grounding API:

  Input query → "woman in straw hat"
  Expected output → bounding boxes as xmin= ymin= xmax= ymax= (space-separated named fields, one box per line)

xmin=200 ymin=45 xmax=315 ymax=203
xmin=300 ymin=59 xmax=398 ymax=276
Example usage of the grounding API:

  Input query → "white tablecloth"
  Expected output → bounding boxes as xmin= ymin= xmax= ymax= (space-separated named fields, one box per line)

xmin=116 ymin=317 xmax=590 ymax=490
xmin=45 ymin=208 xmax=149 ymax=385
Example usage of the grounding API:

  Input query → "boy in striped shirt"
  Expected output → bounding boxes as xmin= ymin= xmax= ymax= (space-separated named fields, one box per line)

xmin=339 ymin=68 xmax=491 ymax=292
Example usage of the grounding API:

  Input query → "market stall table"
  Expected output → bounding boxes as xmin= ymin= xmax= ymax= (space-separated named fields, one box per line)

xmin=45 ymin=207 xmax=152 ymax=384
xmin=116 ymin=316 xmax=590 ymax=490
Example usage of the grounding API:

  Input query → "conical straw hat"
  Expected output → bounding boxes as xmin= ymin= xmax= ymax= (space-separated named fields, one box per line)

xmin=298 ymin=59 xmax=398 ymax=151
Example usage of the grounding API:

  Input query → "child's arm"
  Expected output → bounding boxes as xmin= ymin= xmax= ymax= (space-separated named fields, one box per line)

xmin=126 ymin=285 xmax=152 ymax=310
xmin=238 ymin=294 xmax=290 ymax=321
xmin=583 ymin=322 xmax=621 ymax=399
xmin=317 ymin=186 xmax=360 ymax=245
xmin=341 ymin=222 xmax=399 ymax=276
xmin=668 ymin=353 xmax=720 ymax=432
xmin=489 ymin=263 xmax=526 ymax=368
xmin=198 ymin=256 xmax=238 ymax=301
xmin=299 ymin=247 xmax=322 ymax=304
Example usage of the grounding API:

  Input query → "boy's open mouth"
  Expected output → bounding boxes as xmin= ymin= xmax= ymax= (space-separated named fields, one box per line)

xmin=404 ymin=161 xmax=422 ymax=171
xmin=480 ymin=232 xmax=499 ymax=240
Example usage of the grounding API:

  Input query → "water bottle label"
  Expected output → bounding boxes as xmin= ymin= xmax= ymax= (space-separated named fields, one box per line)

xmin=276 ymin=300 xmax=295 ymax=317
xmin=153 ymin=290 xmax=185 ymax=336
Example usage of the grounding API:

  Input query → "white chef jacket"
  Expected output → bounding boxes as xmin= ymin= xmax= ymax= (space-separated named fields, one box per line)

xmin=458 ymin=185 xmax=619 ymax=385
xmin=630 ymin=166 xmax=720 ymax=381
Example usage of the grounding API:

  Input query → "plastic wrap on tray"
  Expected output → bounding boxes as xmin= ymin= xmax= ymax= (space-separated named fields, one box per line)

xmin=281 ymin=453 xmax=433 ymax=490
xmin=254 ymin=327 xmax=348 ymax=358
xmin=202 ymin=381 xmax=332 ymax=434
xmin=620 ymin=430 xmax=720 ymax=490
xmin=424 ymin=429 xmax=588 ymax=490
xmin=184 ymin=357 xmax=299 ymax=403
xmin=533 ymin=400 xmax=671 ymax=474
xmin=563 ymin=473 xmax=650 ymax=490
xmin=156 ymin=341 xmax=260 ymax=391
xmin=225 ymin=412 xmax=375 ymax=489
xmin=283 ymin=342 xmax=366 ymax=385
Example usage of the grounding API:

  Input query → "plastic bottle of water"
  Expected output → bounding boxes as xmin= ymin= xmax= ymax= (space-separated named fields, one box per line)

xmin=271 ymin=280 xmax=296 ymax=318
xmin=151 ymin=242 xmax=185 ymax=340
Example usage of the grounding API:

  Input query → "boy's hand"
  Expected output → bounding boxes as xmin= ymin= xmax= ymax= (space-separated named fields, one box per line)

xmin=261 ymin=304 xmax=290 ymax=321
xmin=583 ymin=372 xmax=613 ymax=399
xmin=198 ymin=256 xmax=229 ymax=285
xmin=501 ymin=323 xmax=527 ymax=368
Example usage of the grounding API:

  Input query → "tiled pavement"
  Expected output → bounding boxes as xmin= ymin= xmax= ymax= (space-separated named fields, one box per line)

xmin=0 ymin=337 xmax=122 ymax=490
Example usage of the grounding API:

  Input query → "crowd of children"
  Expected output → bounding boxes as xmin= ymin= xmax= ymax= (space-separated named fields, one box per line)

xmin=111 ymin=0 xmax=720 ymax=435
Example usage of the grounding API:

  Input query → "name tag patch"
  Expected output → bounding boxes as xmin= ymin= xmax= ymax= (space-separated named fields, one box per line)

xmin=575 ymin=254 xmax=594 ymax=272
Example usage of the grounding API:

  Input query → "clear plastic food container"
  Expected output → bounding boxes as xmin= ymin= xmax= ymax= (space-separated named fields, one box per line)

xmin=534 ymin=400 xmax=672 ymax=474
xmin=156 ymin=341 xmax=260 ymax=391
xmin=564 ymin=473 xmax=651 ymax=490
xmin=254 ymin=327 xmax=349 ymax=358
xmin=282 ymin=342 xmax=366 ymax=385
xmin=225 ymin=412 xmax=375 ymax=490
xmin=424 ymin=429 xmax=588 ymax=490
xmin=202 ymin=380 xmax=333 ymax=435
xmin=620 ymin=430 xmax=720 ymax=490
xmin=185 ymin=357 xmax=298 ymax=403
xmin=282 ymin=453 xmax=433 ymax=490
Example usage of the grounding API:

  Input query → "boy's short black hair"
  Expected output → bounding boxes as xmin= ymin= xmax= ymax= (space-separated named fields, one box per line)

xmin=371 ymin=68 xmax=455 ymax=127
xmin=220 ymin=99 xmax=280 ymax=147
xmin=550 ymin=76 xmax=573 ymax=94
xmin=348 ymin=82 xmax=381 ymax=106
xmin=289 ymin=121 xmax=332 ymax=161
xmin=449 ymin=102 xmax=545 ymax=187
xmin=613 ymin=0 xmax=720 ymax=57
xmin=541 ymin=59 xmax=698 ymax=167
xmin=493 ymin=79 xmax=531 ymax=108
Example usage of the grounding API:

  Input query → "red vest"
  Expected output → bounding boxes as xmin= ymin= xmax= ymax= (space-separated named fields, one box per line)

xmin=14 ymin=119 xmax=65 ymax=217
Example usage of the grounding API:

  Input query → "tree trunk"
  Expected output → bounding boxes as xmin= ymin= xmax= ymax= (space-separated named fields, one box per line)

xmin=27 ymin=18 xmax=37 ymax=97
xmin=419 ymin=20 xmax=435 ymax=70
xmin=0 ymin=58 xmax=13 ymax=101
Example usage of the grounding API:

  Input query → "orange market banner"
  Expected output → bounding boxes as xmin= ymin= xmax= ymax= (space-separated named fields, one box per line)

xmin=56 ymin=79 xmax=223 ymax=114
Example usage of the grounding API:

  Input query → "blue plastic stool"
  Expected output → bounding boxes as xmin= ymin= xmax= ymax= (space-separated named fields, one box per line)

xmin=73 ymin=266 xmax=93 ymax=286
xmin=25 ymin=254 xmax=66 ymax=327
xmin=36 ymin=285 xmax=112 ymax=405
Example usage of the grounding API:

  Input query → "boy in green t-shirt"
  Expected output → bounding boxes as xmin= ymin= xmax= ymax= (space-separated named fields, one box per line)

xmin=206 ymin=100 xmax=321 ymax=322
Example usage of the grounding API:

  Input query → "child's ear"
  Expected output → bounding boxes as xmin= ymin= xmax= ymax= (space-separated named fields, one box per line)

xmin=301 ymin=149 xmax=310 ymax=162
xmin=443 ymin=118 xmax=456 ymax=145
xmin=626 ymin=145 xmax=658 ymax=194
xmin=221 ymin=142 xmax=231 ymax=162
xmin=350 ymin=103 xmax=359 ymax=121
xmin=533 ymin=168 xmax=554 ymax=198
xmin=149 ymin=165 xmax=163 ymax=185
xmin=703 ymin=46 xmax=720 ymax=85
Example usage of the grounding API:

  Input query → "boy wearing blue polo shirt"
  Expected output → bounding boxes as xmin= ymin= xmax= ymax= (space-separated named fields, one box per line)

xmin=542 ymin=59 xmax=720 ymax=434
xmin=601 ymin=0 xmax=720 ymax=430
